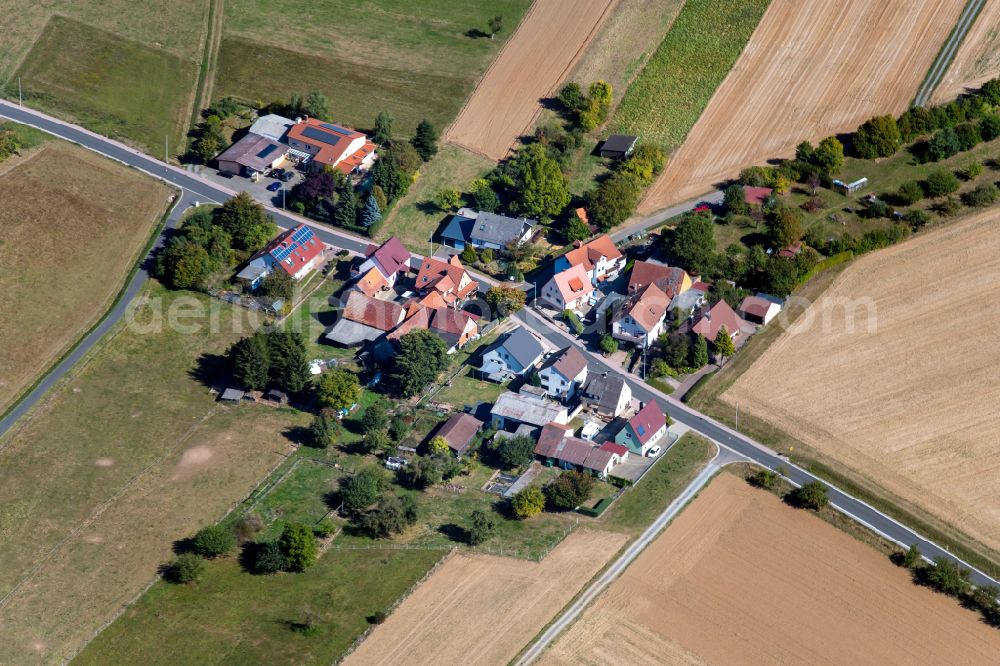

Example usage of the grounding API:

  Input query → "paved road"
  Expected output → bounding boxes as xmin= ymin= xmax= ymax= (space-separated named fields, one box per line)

xmin=516 ymin=449 xmax=729 ymax=665
xmin=4 ymin=99 xmax=998 ymax=595
xmin=610 ymin=189 xmax=725 ymax=243
xmin=516 ymin=308 xmax=1000 ymax=591
xmin=914 ymin=0 xmax=987 ymax=107
xmin=0 ymin=190 xmax=195 ymax=438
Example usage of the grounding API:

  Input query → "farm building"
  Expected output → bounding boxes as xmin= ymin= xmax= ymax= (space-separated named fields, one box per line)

xmin=248 ymin=113 xmax=294 ymax=142
xmin=235 ymin=223 xmax=325 ymax=289
xmin=216 ymin=133 xmax=287 ymax=178
xmin=599 ymin=134 xmax=637 ymax=159
xmin=286 ymin=117 xmax=376 ymax=173
xmin=614 ymin=401 xmax=668 ymax=455
xmin=491 ymin=392 xmax=568 ymax=431
xmin=435 ymin=412 xmax=484 ymax=457
xmin=387 ymin=298 xmax=480 ymax=353
xmin=534 ymin=423 xmax=625 ymax=478
xmin=325 ymin=291 xmax=406 ymax=347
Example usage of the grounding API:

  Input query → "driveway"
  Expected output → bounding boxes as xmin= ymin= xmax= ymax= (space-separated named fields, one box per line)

xmin=187 ymin=163 xmax=302 ymax=211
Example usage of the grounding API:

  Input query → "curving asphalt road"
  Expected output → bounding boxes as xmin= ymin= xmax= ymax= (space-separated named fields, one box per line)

xmin=3 ymin=100 xmax=998 ymax=623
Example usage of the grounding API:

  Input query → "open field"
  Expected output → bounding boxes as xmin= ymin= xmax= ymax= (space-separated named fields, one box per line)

xmin=0 ymin=0 xmax=207 ymax=81
xmin=377 ymin=143 xmax=493 ymax=249
xmin=639 ymin=0 xmax=967 ymax=212
xmin=612 ymin=0 xmax=770 ymax=151
xmin=0 ymin=285 xmax=309 ymax=663
xmin=0 ymin=141 xmax=170 ymax=417
xmin=723 ymin=207 xmax=1000 ymax=556
xmin=540 ymin=473 xmax=1000 ymax=665
xmin=445 ymin=0 xmax=617 ymax=160
xmin=216 ymin=0 xmax=531 ymax=137
xmin=12 ymin=16 xmax=199 ymax=155
xmin=932 ymin=0 xmax=1000 ymax=103
xmin=344 ymin=530 xmax=627 ymax=666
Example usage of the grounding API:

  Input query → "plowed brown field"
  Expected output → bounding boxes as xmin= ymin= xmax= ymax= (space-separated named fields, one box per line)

xmin=444 ymin=0 xmax=617 ymax=160
xmin=344 ymin=530 xmax=627 ymax=666
xmin=932 ymin=0 xmax=1000 ymax=103
xmin=541 ymin=474 xmax=1000 ymax=665
xmin=724 ymin=208 xmax=1000 ymax=555
xmin=639 ymin=0 xmax=966 ymax=212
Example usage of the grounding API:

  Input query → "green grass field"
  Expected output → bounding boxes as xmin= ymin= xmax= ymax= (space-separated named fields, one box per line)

xmin=216 ymin=0 xmax=532 ymax=136
xmin=602 ymin=433 xmax=715 ymax=533
xmin=11 ymin=16 xmax=198 ymax=156
xmin=612 ymin=0 xmax=771 ymax=149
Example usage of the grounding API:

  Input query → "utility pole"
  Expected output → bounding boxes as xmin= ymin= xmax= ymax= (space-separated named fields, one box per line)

xmin=735 ymin=402 xmax=739 ymax=431
xmin=17 ymin=77 xmax=22 ymax=106
xmin=164 ymin=135 xmax=168 ymax=164
xmin=642 ymin=337 xmax=647 ymax=380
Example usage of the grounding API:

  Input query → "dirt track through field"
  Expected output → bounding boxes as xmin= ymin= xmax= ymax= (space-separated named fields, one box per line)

xmin=932 ymin=0 xmax=1000 ymax=103
xmin=541 ymin=474 xmax=1000 ymax=665
xmin=724 ymin=208 xmax=1000 ymax=555
xmin=444 ymin=0 xmax=617 ymax=161
xmin=343 ymin=530 xmax=627 ymax=666
xmin=639 ymin=0 xmax=966 ymax=212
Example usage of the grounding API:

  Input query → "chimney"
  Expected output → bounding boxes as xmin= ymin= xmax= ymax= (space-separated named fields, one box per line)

xmin=294 ymin=117 xmax=302 ymax=124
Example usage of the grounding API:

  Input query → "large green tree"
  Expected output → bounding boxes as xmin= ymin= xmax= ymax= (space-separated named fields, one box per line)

xmin=668 ymin=213 xmax=717 ymax=275
xmin=390 ymin=330 xmax=449 ymax=397
xmin=486 ymin=285 xmax=526 ymax=316
xmin=467 ymin=509 xmax=496 ymax=545
xmin=340 ymin=466 xmax=386 ymax=513
xmin=765 ymin=206 xmax=804 ymax=248
xmin=192 ymin=524 xmax=236 ymax=558
xmin=495 ymin=435 xmax=535 ymax=469
xmin=588 ymin=172 xmax=641 ymax=230
xmin=278 ymin=522 xmax=318 ymax=571
xmin=228 ymin=333 xmax=270 ymax=390
xmin=318 ymin=368 xmax=362 ymax=410
xmin=373 ymin=111 xmax=393 ymax=144
xmin=853 ymin=115 xmax=901 ymax=159
xmin=215 ymin=192 xmax=276 ymax=252
xmin=411 ymin=119 xmax=439 ymax=161
xmin=544 ymin=470 xmax=594 ymax=510
xmin=511 ymin=144 xmax=569 ymax=219
xmin=713 ymin=327 xmax=735 ymax=358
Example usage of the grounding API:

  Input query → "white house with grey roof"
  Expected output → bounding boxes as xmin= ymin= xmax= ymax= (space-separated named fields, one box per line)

xmin=580 ymin=373 xmax=632 ymax=419
xmin=538 ymin=345 xmax=588 ymax=400
xmin=480 ymin=326 xmax=547 ymax=382
xmin=490 ymin=391 xmax=569 ymax=431
xmin=457 ymin=209 xmax=537 ymax=250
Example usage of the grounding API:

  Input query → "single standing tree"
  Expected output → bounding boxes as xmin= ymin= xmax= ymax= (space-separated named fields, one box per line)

xmin=488 ymin=15 xmax=503 ymax=39
xmin=317 ymin=368 xmax=362 ymax=410
xmin=460 ymin=244 xmax=478 ymax=265
xmin=790 ymin=481 xmax=829 ymax=510
xmin=361 ymin=194 xmax=382 ymax=227
xmin=813 ymin=136 xmax=844 ymax=174
xmin=340 ymin=467 xmax=386 ymax=513
xmin=215 ymin=192 xmax=276 ymax=252
xmin=278 ymin=522 xmax=318 ymax=571
xmin=511 ymin=486 xmax=545 ymax=519
xmin=259 ymin=269 xmax=294 ymax=301
xmin=437 ymin=188 xmax=461 ymax=211
xmin=228 ymin=333 xmax=270 ymax=390
xmin=467 ymin=509 xmax=496 ymax=545
xmin=333 ymin=189 xmax=357 ymax=228
xmin=304 ymin=90 xmax=330 ymax=121
xmin=853 ymin=115 xmax=902 ymax=159
xmin=373 ymin=111 xmax=393 ymax=145
xmin=689 ymin=334 xmax=709 ymax=368
xmin=902 ymin=544 xmax=923 ymax=569
xmin=428 ymin=435 xmax=451 ymax=456
xmin=714 ymin=327 xmax=735 ymax=359
xmin=765 ymin=206 xmax=804 ymax=249
xmin=544 ymin=470 xmax=595 ymax=510
xmin=361 ymin=400 xmax=389 ymax=434
xmin=362 ymin=428 xmax=392 ymax=454
xmin=411 ymin=120 xmax=439 ymax=161
xmin=486 ymin=285 xmax=526 ymax=316
xmin=192 ymin=524 xmax=236 ymax=558
xmin=564 ymin=214 xmax=591 ymax=242
xmin=668 ymin=213 xmax=717 ymax=276
xmin=308 ymin=410 xmax=338 ymax=449
xmin=390 ymin=330 xmax=450 ymax=397
xmin=166 ymin=553 xmax=205 ymax=584
xmin=557 ymin=82 xmax=585 ymax=112
xmin=496 ymin=435 xmax=535 ymax=469
xmin=599 ymin=334 xmax=618 ymax=355
xmin=512 ymin=144 xmax=569 ymax=219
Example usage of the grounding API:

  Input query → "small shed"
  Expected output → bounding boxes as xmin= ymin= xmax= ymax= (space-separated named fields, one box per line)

xmin=220 ymin=388 xmax=245 ymax=402
xmin=265 ymin=389 xmax=289 ymax=405
xmin=599 ymin=134 xmax=638 ymax=159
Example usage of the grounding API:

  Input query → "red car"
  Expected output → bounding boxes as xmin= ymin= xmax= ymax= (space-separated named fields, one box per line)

xmin=693 ymin=204 xmax=711 ymax=213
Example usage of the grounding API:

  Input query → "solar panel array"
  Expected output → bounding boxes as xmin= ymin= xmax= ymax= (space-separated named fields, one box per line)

xmin=320 ymin=123 xmax=352 ymax=136
xmin=292 ymin=226 xmax=313 ymax=245
xmin=269 ymin=226 xmax=315 ymax=264
xmin=301 ymin=126 xmax=343 ymax=147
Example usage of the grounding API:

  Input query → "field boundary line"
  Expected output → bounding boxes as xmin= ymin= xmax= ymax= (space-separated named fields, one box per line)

xmin=914 ymin=0 xmax=987 ymax=107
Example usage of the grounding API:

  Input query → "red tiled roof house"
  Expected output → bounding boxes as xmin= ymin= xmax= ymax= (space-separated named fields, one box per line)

xmin=540 ymin=263 xmax=594 ymax=313
xmin=236 ymin=223 xmax=325 ymax=290
xmin=286 ymin=118 xmax=376 ymax=174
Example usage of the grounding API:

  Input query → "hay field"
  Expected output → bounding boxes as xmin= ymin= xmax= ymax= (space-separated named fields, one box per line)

xmin=217 ymin=0 xmax=532 ymax=137
xmin=640 ymin=0 xmax=967 ymax=212
xmin=723 ymin=208 xmax=1000 ymax=555
xmin=0 ymin=286 xmax=309 ymax=663
xmin=444 ymin=0 xmax=617 ymax=160
xmin=0 ymin=141 xmax=170 ymax=416
xmin=932 ymin=0 xmax=1000 ymax=103
xmin=541 ymin=474 xmax=1000 ymax=665
xmin=344 ymin=530 xmax=627 ymax=666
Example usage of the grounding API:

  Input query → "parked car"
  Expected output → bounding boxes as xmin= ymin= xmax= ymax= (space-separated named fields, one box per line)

xmin=280 ymin=171 xmax=295 ymax=182
xmin=267 ymin=181 xmax=282 ymax=192
xmin=646 ymin=445 xmax=662 ymax=458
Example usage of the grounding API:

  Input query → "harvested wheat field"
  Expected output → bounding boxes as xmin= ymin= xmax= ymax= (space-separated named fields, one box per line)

xmin=932 ymin=0 xmax=1000 ymax=103
xmin=344 ymin=530 xmax=627 ymax=666
xmin=640 ymin=0 xmax=966 ymax=212
xmin=541 ymin=474 xmax=1000 ymax=665
xmin=0 ymin=141 xmax=170 ymax=415
xmin=724 ymin=208 xmax=1000 ymax=555
xmin=444 ymin=0 xmax=617 ymax=160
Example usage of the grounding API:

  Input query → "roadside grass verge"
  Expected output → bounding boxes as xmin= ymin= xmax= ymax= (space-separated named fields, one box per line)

xmin=0 ymin=141 xmax=172 ymax=417
xmin=11 ymin=16 xmax=197 ymax=156
xmin=601 ymin=433 xmax=715 ymax=533
xmin=612 ymin=0 xmax=771 ymax=149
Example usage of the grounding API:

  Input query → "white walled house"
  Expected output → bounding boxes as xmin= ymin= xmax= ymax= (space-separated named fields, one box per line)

xmin=537 ymin=346 xmax=589 ymax=400
xmin=541 ymin=263 xmax=594 ymax=313
xmin=612 ymin=284 xmax=670 ymax=346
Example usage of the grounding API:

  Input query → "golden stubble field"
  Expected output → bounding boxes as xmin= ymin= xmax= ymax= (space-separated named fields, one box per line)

xmin=932 ymin=0 xmax=1000 ymax=103
xmin=541 ymin=474 xmax=1000 ymax=665
xmin=724 ymin=208 xmax=1000 ymax=555
xmin=344 ymin=530 xmax=627 ymax=666
xmin=0 ymin=142 xmax=170 ymax=415
xmin=445 ymin=0 xmax=617 ymax=160
xmin=640 ymin=0 xmax=966 ymax=212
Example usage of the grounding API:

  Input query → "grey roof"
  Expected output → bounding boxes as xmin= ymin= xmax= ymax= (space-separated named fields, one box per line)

xmin=324 ymin=318 xmax=384 ymax=346
xmin=468 ymin=211 xmax=537 ymax=246
xmin=249 ymin=114 xmax=294 ymax=142
xmin=216 ymin=133 xmax=286 ymax=172
xmin=491 ymin=392 xmax=567 ymax=427
xmin=670 ymin=288 xmax=707 ymax=313
xmin=236 ymin=256 xmax=270 ymax=282
xmin=501 ymin=327 xmax=546 ymax=369
xmin=582 ymin=373 xmax=629 ymax=413
xmin=602 ymin=134 xmax=638 ymax=153
xmin=220 ymin=388 xmax=245 ymax=401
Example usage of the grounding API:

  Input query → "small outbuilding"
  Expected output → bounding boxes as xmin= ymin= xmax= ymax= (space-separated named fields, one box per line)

xmin=219 ymin=388 xmax=245 ymax=403
xmin=599 ymin=134 xmax=638 ymax=159
xmin=216 ymin=133 xmax=287 ymax=178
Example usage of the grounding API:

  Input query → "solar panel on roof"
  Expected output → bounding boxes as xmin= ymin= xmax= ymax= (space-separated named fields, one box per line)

xmin=291 ymin=227 xmax=313 ymax=245
xmin=320 ymin=123 xmax=352 ymax=136
xmin=256 ymin=143 xmax=278 ymax=159
xmin=301 ymin=126 xmax=343 ymax=146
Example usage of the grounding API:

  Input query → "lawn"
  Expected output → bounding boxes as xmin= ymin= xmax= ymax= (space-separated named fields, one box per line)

xmin=11 ymin=15 xmax=199 ymax=155
xmin=377 ymin=143 xmax=494 ymax=249
xmin=601 ymin=433 xmax=716 ymax=533
xmin=0 ymin=139 xmax=171 ymax=418
xmin=216 ymin=0 xmax=533 ymax=137
xmin=612 ymin=0 xmax=771 ymax=149
xmin=0 ymin=284 xmax=311 ymax=663
xmin=281 ymin=259 xmax=355 ymax=361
